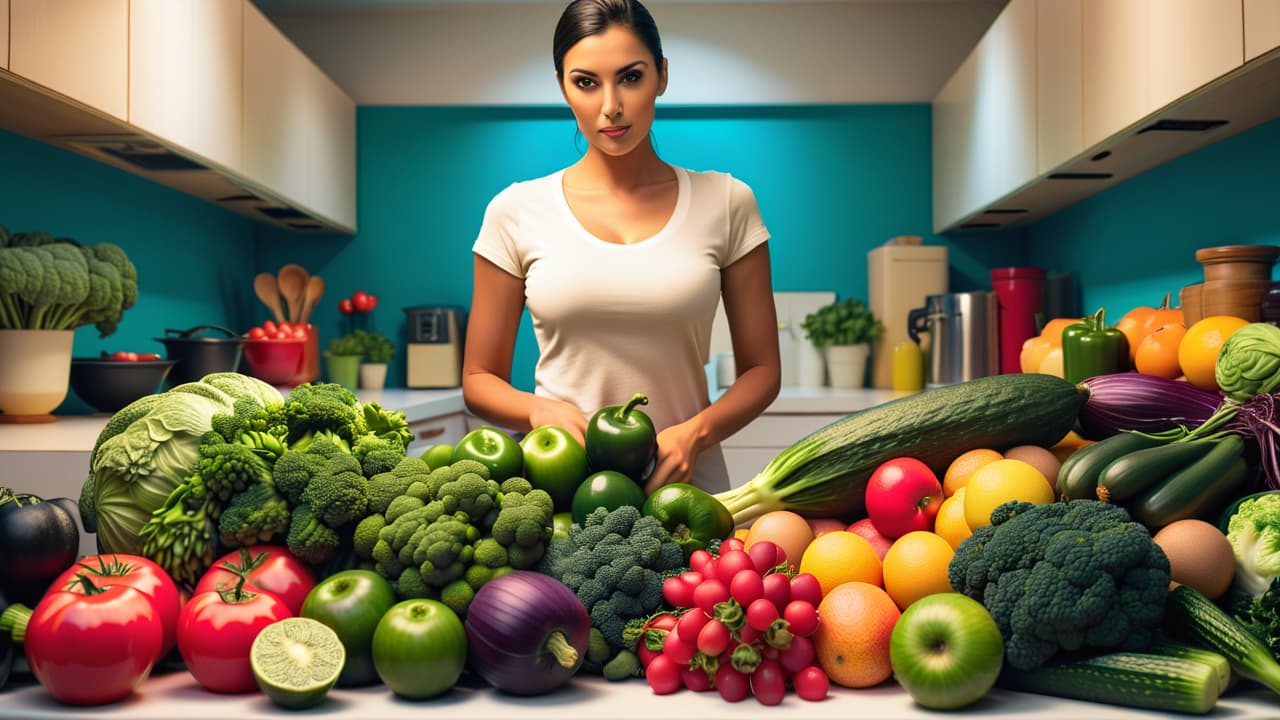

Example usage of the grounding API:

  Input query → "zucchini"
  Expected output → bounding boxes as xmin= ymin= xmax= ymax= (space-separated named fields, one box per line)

xmin=1132 ymin=436 xmax=1247 ymax=529
xmin=1147 ymin=639 xmax=1233 ymax=694
xmin=1095 ymin=440 xmax=1215 ymax=503
xmin=1165 ymin=584 xmax=1280 ymax=695
xmin=1058 ymin=432 xmax=1167 ymax=502
xmin=713 ymin=374 xmax=1085 ymax=525
xmin=999 ymin=651 xmax=1220 ymax=714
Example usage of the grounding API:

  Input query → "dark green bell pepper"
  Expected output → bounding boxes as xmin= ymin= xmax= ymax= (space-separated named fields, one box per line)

xmin=1062 ymin=307 xmax=1130 ymax=384
xmin=641 ymin=483 xmax=734 ymax=557
xmin=585 ymin=393 xmax=657 ymax=483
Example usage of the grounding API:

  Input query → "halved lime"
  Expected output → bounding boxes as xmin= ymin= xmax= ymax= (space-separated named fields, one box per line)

xmin=250 ymin=617 xmax=346 ymax=709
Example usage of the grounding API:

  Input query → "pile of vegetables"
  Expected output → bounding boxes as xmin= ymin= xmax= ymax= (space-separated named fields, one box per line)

xmin=0 ymin=227 xmax=138 ymax=337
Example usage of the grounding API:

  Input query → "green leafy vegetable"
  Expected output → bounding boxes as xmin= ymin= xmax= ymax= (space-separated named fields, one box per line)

xmin=1217 ymin=322 xmax=1280 ymax=403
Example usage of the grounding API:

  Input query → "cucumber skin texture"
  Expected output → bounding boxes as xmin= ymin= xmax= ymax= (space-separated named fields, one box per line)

xmin=1132 ymin=436 xmax=1247 ymax=529
xmin=999 ymin=651 xmax=1219 ymax=714
xmin=1058 ymin=432 xmax=1167 ymax=502
xmin=1146 ymin=640 xmax=1232 ymax=694
xmin=1096 ymin=440 xmax=1215 ymax=504
xmin=770 ymin=374 xmax=1084 ymax=518
xmin=1165 ymin=585 xmax=1280 ymax=695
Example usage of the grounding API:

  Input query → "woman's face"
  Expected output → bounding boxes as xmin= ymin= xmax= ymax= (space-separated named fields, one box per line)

xmin=560 ymin=25 xmax=667 ymax=158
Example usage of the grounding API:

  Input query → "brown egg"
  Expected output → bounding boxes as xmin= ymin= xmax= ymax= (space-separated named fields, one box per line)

xmin=1153 ymin=519 xmax=1236 ymax=600
xmin=1003 ymin=445 xmax=1063 ymax=491
xmin=745 ymin=511 xmax=815 ymax=573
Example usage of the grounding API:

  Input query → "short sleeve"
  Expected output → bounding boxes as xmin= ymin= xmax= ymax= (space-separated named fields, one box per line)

xmin=471 ymin=185 xmax=525 ymax=279
xmin=725 ymin=176 xmax=770 ymax=267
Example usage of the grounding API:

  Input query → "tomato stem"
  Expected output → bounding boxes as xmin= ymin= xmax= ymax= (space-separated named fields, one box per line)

xmin=74 ymin=573 xmax=108 ymax=596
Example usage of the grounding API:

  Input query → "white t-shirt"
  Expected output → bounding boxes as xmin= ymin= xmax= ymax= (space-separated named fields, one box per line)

xmin=472 ymin=165 xmax=770 ymax=492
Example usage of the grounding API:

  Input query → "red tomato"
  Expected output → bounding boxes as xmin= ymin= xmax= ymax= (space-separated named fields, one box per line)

xmin=865 ymin=457 xmax=944 ymax=539
xmin=751 ymin=659 xmax=787 ymax=706
xmin=262 ymin=320 xmax=278 ymax=336
xmin=338 ymin=298 xmax=354 ymax=314
xmin=47 ymin=554 xmax=181 ymax=657
xmin=194 ymin=545 xmax=316 ymax=615
xmin=25 ymin=577 xmax=164 ymax=705
xmin=792 ymin=665 xmax=831 ymax=701
xmin=137 ymin=353 xmax=163 ymax=361
xmin=366 ymin=294 xmax=378 ymax=311
xmin=108 ymin=350 xmax=130 ymax=361
xmin=291 ymin=326 xmax=308 ymax=340
xmin=247 ymin=327 xmax=267 ymax=340
xmin=278 ymin=321 xmax=294 ymax=334
xmin=125 ymin=352 xmax=139 ymax=362
xmin=178 ymin=585 xmax=291 ymax=693
xmin=274 ymin=329 xmax=292 ymax=340
xmin=351 ymin=291 xmax=373 ymax=313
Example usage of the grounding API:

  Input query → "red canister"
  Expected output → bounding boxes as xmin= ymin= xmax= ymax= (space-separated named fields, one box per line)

xmin=991 ymin=267 xmax=1045 ymax=374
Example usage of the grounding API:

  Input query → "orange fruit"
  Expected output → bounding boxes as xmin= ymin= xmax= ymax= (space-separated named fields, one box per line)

xmin=963 ymin=459 xmax=1056 ymax=529
xmin=813 ymin=582 xmax=901 ymax=688
xmin=933 ymin=489 xmax=972 ymax=550
xmin=1020 ymin=336 xmax=1053 ymax=374
xmin=1050 ymin=431 xmax=1095 ymax=464
xmin=1037 ymin=346 xmax=1065 ymax=377
xmin=943 ymin=449 xmax=1002 ymax=497
xmin=1179 ymin=316 xmax=1249 ymax=390
xmin=799 ymin=531 xmax=883 ymax=596
xmin=882 ymin=531 xmax=955 ymax=610
xmin=1041 ymin=317 xmax=1081 ymax=346
xmin=1135 ymin=323 xmax=1187 ymax=379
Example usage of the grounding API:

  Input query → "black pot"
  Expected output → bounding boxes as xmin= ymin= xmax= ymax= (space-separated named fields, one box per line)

xmin=155 ymin=325 xmax=245 ymax=386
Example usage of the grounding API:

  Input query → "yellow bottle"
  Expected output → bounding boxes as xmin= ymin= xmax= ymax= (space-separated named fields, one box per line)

xmin=892 ymin=341 xmax=924 ymax=392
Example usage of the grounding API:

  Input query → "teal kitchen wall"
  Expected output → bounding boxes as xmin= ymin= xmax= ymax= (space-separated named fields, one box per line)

xmin=0 ymin=130 xmax=257 ymax=413
xmin=1024 ymin=116 xmax=1280 ymax=315
xmin=257 ymin=104 xmax=1025 ymax=390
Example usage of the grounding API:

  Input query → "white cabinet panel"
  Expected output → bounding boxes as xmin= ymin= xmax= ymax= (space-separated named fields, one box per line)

xmin=406 ymin=412 xmax=468 ymax=455
xmin=130 ymin=0 xmax=243 ymax=173
xmin=1082 ymin=0 xmax=1148 ymax=148
xmin=1245 ymin=0 xmax=1280 ymax=61
xmin=1147 ymin=0 xmax=1242 ymax=112
xmin=243 ymin=2 xmax=311 ymax=207
xmin=9 ymin=0 xmax=128 ymax=120
xmin=1 ymin=0 xmax=10 ymax=71
xmin=1036 ymin=0 xmax=1083 ymax=174
xmin=931 ymin=47 xmax=977 ymax=232
xmin=308 ymin=69 xmax=357 ymax=231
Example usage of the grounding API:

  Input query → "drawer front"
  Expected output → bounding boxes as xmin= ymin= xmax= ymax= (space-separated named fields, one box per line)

xmin=723 ymin=415 xmax=844 ymax=448
xmin=406 ymin=412 xmax=468 ymax=453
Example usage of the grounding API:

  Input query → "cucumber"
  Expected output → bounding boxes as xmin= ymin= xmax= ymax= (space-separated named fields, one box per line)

xmin=1165 ymin=584 xmax=1280 ymax=695
xmin=1217 ymin=490 xmax=1280 ymax=535
xmin=1132 ymin=436 xmax=1247 ymax=529
xmin=1058 ymin=432 xmax=1167 ymax=502
xmin=1095 ymin=440 xmax=1215 ymax=503
xmin=1147 ymin=639 xmax=1233 ymax=694
xmin=999 ymin=651 xmax=1220 ymax=714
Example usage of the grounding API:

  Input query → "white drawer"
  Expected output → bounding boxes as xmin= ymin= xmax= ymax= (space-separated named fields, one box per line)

xmin=406 ymin=411 xmax=468 ymax=452
xmin=723 ymin=414 xmax=843 ymax=448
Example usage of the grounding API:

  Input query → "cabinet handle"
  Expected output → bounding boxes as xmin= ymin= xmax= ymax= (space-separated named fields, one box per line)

xmin=417 ymin=427 xmax=446 ymax=441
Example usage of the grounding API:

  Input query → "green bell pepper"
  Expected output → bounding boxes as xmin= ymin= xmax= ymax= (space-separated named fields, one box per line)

xmin=641 ymin=483 xmax=734 ymax=557
xmin=1061 ymin=307 xmax=1130 ymax=384
xmin=585 ymin=393 xmax=657 ymax=482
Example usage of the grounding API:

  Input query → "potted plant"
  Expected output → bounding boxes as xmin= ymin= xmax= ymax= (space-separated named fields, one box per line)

xmin=325 ymin=332 xmax=364 ymax=392
xmin=800 ymin=298 xmax=883 ymax=388
xmin=0 ymin=228 xmax=138 ymax=422
xmin=356 ymin=329 xmax=395 ymax=390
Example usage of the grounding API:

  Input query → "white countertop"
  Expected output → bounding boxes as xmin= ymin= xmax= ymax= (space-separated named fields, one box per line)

xmin=0 ymin=667 xmax=1276 ymax=719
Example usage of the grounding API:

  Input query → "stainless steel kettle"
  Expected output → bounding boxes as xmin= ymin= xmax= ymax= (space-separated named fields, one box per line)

xmin=907 ymin=292 xmax=1000 ymax=388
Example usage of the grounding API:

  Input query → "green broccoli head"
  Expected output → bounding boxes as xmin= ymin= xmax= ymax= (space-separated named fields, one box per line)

xmin=438 ymin=472 xmax=500 ymax=521
xmin=948 ymin=500 xmax=1171 ymax=671
xmin=355 ymin=438 xmax=407 ymax=479
xmin=411 ymin=513 xmax=480 ymax=587
xmin=366 ymin=456 xmax=432 ymax=515
xmin=218 ymin=482 xmax=290 ymax=547
xmin=1227 ymin=493 xmax=1280 ymax=597
xmin=416 ymin=459 xmax=491 ymax=502
xmin=286 ymin=504 xmax=341 ymax=566
xmin=300 ymin=453 xmax=370 ymax=527
xmin=195 ymin=431 xmax=273 ymax=502
xmin=283 ymin=383 xmax=365 ymax=445
xmin=271 ymin=446 xmax=325 ymax=505
xmin=492 ymin=488 xmax=554 ymax=554
xmin=361 ymin=402 xmax=413 ymax=450
xmin=353 ymin=513 xmax=388 ymax=560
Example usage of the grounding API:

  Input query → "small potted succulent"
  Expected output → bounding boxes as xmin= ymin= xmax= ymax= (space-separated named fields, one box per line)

xmin=356 ymin=329 xmax=395 ymax=390
xmin=325 ymin=332 xmax=364 ymax=392
xmin=800 ymin=298 xmax=883 ymax=388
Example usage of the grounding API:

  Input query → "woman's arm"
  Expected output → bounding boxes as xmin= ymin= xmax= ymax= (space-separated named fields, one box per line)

xmin=461 ymin=255 xmax=589 ymax=442
xmin=646 ymin=243 xmax=781 ymax=491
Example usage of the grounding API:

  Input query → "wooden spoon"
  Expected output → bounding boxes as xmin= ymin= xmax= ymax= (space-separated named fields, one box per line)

xmin=300 ymin=275 xmax=326 ymax=326
xmin=277 ymin=264 xmax=309 ymax=323
xmin=253 ymin=272 xmax=285 ymax=324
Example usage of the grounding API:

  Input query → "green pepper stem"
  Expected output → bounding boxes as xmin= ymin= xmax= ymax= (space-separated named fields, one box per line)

xmin=1090 ymin=307 xmax=1106 ymax=330
xmin=618 ymin=393 xmax=649 ymax=421
xmin=545 ymin=631 xmax=580 ymax=668
xmin=0 ymin=603 xmax=33 ymax=644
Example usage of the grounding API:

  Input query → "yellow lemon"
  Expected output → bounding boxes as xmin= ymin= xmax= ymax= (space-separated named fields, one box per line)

xmin=933 ymin=489 xmax=972 ymax=550
xmin=963 ymin=459 xmax=1056 ymax=529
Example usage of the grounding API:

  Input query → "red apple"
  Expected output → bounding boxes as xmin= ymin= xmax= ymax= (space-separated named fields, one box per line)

xmin=806 ymin=518 xmax=847 ymax=538
xmin=865 ymin=457 xmax=944 ymax=540
xmin=847 ymin=518 xmax=893 ymax=561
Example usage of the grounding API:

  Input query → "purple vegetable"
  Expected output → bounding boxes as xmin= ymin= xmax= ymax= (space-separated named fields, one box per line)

xmin=1233 ymin=393 xmax=1280 ymax=489
xmin=463 ymin=571 xmax=589 ymax=696
xmin=1078 ymin=373 xmax=1226 ymax=439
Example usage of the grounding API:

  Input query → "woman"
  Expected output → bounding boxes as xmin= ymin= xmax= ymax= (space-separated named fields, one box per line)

xmin=463 ymin=0 xmax=780 ymax=494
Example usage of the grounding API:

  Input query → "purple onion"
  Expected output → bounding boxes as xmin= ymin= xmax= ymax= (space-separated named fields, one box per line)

xmin=1078 ymin=373 xmax=1226 ymax=439
xmin=463 ymin=571 xmax=589 ymax=696
xmin=1232 ymin=393 xmax=1280 ymax=489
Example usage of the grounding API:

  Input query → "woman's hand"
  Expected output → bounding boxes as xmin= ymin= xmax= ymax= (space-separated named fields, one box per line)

xmin=528 ymin=396 xmax=589 ymax=445
xmin=645 ymin=421 xmax=707 ymax=493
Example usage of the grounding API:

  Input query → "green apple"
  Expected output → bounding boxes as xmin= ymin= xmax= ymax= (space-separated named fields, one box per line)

xmin=300 ymin=569 xmax=398 ymax=687
xmin=889 ymin=592 xmax=1004 ymax=710
xmin=452 ymin=427 xmax=523 ymax=481
xmin=520 ymin=425 xmax=589 ymax=511
xmin=420 ymin=443 xmax=454 ymax=470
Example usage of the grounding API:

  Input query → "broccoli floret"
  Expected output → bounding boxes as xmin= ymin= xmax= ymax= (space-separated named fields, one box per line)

xmin=286 ymin=504 xmax=341 ymax=565
xmin=396 ymin=566 xmax=433 ymax=600
xmin=361 ymin=402 xmax=413 ymax=450
xmin=413 ymin=513 xmax=480 ymax=586
xmin=283 ymin=383 xmax=365 ymax=446
xmin=385 ymin=495 xmax=426 ymax=523
xmin=415 ymin=459 xmax=491 ymax=502
xmin=473 ymin=537 xmax=509 ymax=568
xmin=372 ymin=538 xmax=403 ymax=578
xmin=353 ymin=514 xmax=387 ymax=560
xmin=440 ymin=579 xmax=476 ymax=616
xmin=499 ymin=476 xmax=533 ymax=496
xmin=949 ymin=500 xmax=1171 ymax=671
xmin=194 ymin=432 xmax=273 ymax=503
xmin=300 ymin=453 xmax=369 ymax=527
xmin=218 ymin=482 xmax=290 ymax=547
xmin=602 ymin=649 xmax=641 ymax=681
xmin=438 ymin=472 xmax=500 ymax=521
xmin=271 ymin=448 xmax=325 ymax=505
xmin=352 ymin=433 xmax=407 ymax=478
xmin=492 ymin=489 xmax=554 ymax=551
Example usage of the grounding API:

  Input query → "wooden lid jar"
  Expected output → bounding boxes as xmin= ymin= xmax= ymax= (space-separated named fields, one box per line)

xmin=1195 ymin=245 xmax=1280 ymax=282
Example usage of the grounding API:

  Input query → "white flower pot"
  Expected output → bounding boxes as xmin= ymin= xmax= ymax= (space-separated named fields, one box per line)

xmin=0 ymin=329 xmax=75 ymax=422
xmin=359 ymin=362 xmax=388 ymax=390
xmin=824 ymin=343 xmax=870 ymax=389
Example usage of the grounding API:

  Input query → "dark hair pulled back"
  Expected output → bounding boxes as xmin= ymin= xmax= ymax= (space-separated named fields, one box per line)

xmin=553 ymin=0 xmax=664 ymax=79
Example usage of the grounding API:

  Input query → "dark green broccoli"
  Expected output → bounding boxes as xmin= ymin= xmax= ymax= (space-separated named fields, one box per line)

xmin=136 ymin=483 xmax=216 ymax=586
xmin=492 ymin=488 xmax=554 ymax=552
xmin=410 ymin=512 xmax=479 ymax=585
xmin=0 ymin=238 xmax=137 ymax=337
xmin=438 ymin=471 xmax=500 ymax=521
xmin=416 ymin=459 xmax=491 ymax=501
xmin=210 ymin=396 xmax=288 ymax=456
xmin=299 ymin=453 xmax=369 ymax=527
xmin=218 ymin=482 xmax=290 ymax=547
xmin=948 ymin=500 xmax=1171 ymax=671
xmin=538 ymin=505 xmax=686 ymax=652
xmin=271 ymin=434 xmax=354 ymax=506
xmin=385 ymin=494 xmax=425 ymax=523
xmin=353 ymin=434 xmax=406 ymax=478
xmin=361 ymin=402 xmax=413 ymax=449
xmin=366 ymin=456 xmax=431 ymax=515
xmin=193 ymin=431 xmax=273 ymax=505
xmin=440 ymin=579 xmax=476 ymax=616
xmin=353 ymin=513 xmax=387 ymax=560
xmin=287 ymin=504 xmax=341 ymax=565
xmin=282 ymin=383 xmax=365 ymax=446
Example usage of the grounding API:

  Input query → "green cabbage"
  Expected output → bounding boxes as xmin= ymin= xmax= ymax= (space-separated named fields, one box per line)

xmin=1227 ymin=492 xmax=1280 ymax=597
xmin=88 ymin=374 xmax=282 ymax=554
xmin=1216 ymin=322 xmax=1280 ymax=402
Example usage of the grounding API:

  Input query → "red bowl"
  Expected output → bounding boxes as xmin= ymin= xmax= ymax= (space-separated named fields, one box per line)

xmin=242 ymin=337 xmax=305 ymax=386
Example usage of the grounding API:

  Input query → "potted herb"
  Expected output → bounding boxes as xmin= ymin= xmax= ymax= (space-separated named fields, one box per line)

xmin=800 ymin=298 xmax=883 ymax=388
xmin=356 ymin=330 xmax=395 ymax=390
xmin=325 ymin=332 xmax=364 ymax=391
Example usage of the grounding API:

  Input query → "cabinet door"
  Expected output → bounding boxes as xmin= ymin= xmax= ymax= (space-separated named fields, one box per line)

xmin=1 ymin=0 xmax=9 ymax=71
xmin=406 ymin=412 xmax=468 ymax=455
xmin=130 ymin=0 xmax=243 ymax=173
xmin=243 ymin=2 xmax=311 ymax=207
xmin=931 ymin=45 xmax=977 ymax=232
xmin=1036 ymin=0 xmax=1084 ymax=174
xmin=307 ymin=69 xmax=357 ymax=231
xmin=1147 ymin=0 xmax=1242 ymax=112
xmin=1245 ymin=0 xmax=1280 ymax=62
xmin=1082 ymin=0 xmax=1147 ymax=147
xmin=9 ymin=0 xmax=128 ymax=120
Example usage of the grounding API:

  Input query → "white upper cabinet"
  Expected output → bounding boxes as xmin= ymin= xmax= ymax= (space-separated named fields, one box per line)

xmin=1036 ymin=0 xmax=1084 ymax=174
xmin=1146 ymin=0 xmax=1242 ymax=112
xmin=8 ymin=0 xmax=128 ymax=120
xmin=306 ymin=69 xmax=357 ymax=231
xmin=130 ymin=0 xmax=244 ymax=174
xmin=1081 ymin=0 xmax=1148 ymax=148
xmin=1 ymin=0 xmax=9 ymax=71
xmin=1245 ymin=0 xmax=1280 ymax=61
xmin=243 ymin=2 xmax=312 ymax=209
